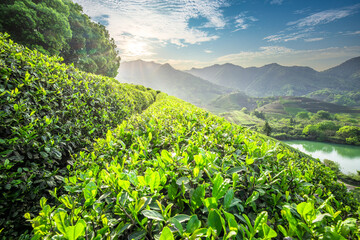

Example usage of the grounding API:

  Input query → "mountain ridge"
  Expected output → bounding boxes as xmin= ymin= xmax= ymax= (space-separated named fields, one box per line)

xmin=117 ymin=60 xmax=232 ymax=106
xmin=186 ymin=56 xmax=360 ymax=97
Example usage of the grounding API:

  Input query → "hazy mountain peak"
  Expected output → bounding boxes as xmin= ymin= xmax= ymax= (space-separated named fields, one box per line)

xmin=262 ymin=63 xmax=281 ymax=68
xmin=323 ymin=56 xmax=360 ymax=78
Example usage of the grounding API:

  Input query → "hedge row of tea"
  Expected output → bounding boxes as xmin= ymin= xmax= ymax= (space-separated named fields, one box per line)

xmin=29 ymin=94 xmax=359 ymax=239
xmin=0 ymin=33 xmax=157 ymax=238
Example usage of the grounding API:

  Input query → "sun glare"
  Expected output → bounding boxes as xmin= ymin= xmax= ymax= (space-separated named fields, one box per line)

xmin=126 ymin=41 xmax=149 ymax=57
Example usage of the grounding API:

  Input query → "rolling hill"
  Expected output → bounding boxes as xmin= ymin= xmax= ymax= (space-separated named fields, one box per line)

xmin=257 ymin=96 xmax=360 ymax=115
xmin=205 ymin=91 xmax=259 ymax=113
xmin=117 ymin=60 xmax=231 ymax=106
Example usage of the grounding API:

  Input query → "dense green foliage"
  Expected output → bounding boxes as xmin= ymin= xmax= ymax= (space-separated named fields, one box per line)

xmin=0 ymin=0 xmax=120 ymax=77
xmin=216 ymin=96 xmax=360 ymax=145
xmin=306 ymin=88 xmax=360 ymax=107
xmin=1 ymin=34 xmax=360 ymax=239
xmin=336 ymin=126 xmax=360 ymax=145
xmin=28 ymin=94 xmax=359 ymax=239
xmin=263 ymin=111 xmax=360 ymax=145
xmin=0 ymin=33 xmax=156 ymax=237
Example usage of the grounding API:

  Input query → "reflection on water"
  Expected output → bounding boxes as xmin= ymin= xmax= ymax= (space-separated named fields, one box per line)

xmin=283 ymin=140 xmax=360 ymax=174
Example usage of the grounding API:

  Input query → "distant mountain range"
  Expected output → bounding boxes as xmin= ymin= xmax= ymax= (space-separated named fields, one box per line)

xmin=116 ymin=60 xmax=231 ymax=106
xmin=187 ymin=56 xmax=360 ymax=97
xmin=117 ymin=57 xmax=360 ymax=107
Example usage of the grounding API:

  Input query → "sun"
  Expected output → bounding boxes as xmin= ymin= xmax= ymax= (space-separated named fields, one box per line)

xmin=126 ymin=41 xmax=149 ymax=57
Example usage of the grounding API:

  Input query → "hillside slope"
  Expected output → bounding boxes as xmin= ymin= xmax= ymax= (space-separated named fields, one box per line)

xmin=1 ymin=35 xmax=359 ymax=239
xmin=117 ymin=60 xmax=231 ymax=106
xmin=30 ymin=94 xmax=359 ymax=239
xmin=206 ymin=91 xmax=259 ymax=113
xmin=0 ymin=33 xmax=156 ymax=237
xmin=257 ymin=96 xmax=360 ymax=114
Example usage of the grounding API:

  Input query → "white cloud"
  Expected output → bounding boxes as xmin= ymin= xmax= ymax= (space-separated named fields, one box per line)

xmin=288 ymin=4 xmax=360 ymax=28
xmin=215 ymin=45 xmax=360 ymax=70
xmin=264 ymin=3 xmax=360 ymax=43
xmin=264 ymin=28 xmax=313 ymax=42
xmin=73 ymin=0 xmax=226 ymax=60
xmin=345 ymin=30 xmax=360 ymax=35
xmin=270 ymin=0 xmax=284 ymax=5
xmin=304 ymin=37 xmax=323 ymax=42
xmin=234 ymin=13 xmax=258 ymax=31
xmin=204 ymin=49 xmax=213 ymax=53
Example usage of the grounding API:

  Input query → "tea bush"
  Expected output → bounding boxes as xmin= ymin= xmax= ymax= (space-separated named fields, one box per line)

xmin=0 ymin=33 xmax=156 ymax=237
xmin=30 ymin=94 xmax=359 ymax=239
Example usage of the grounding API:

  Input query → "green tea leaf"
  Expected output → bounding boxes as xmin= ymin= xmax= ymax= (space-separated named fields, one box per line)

xmin=204 ymin=197 xmax=218 ymax=210
xmin=208 ymin=210 xmax=223 ymax=236
xmin=186 ymin=215 xmax=201 ymax=233
xmin=226 ymin=167 xmax=245 ymax=175
xmin=246 ymin=156 xmax=254 ymax=165
xmin=212 ymin=174 xmax=230 ymax=200
xmin=149 ymin=172 xmax=161 ymax=192
xmin=262 ymin=223 xmax=277 ymax=239
xmin=254 ymin=211 xmax=268 ymax=232
xmin=141 ymin=210 xmax=164 ymax=221
xmin=190 ymin=228 xmax=208 ymax=240
xmin=191 ymin=184 xmax=205 ymax=211
xmin=176 ymin=177 xmax=189 ymax=185
xmin=117 ymin=179 xmax=130 ymax=191
xmin=84 ymin=182 xmax=97 ymax=201
xmin=65 ymin=219 xmax=86 ymax=240
xmin=168 ymin=183 xmax=178 ymax=200
xmin=53 ymin=209 xmax=68 ymax=235
xmin=245 ymin=191 xmax=259 ymax=206
xmin=160 ymin=227 xmax=174 ymax=240
xmin=224 ymin=189 xmax=234 ymax=210
xmin=173 ymin=214 xmax=190 ymax=223
xmin=297 ymin=202 xmax=313 ymax=219
xmin=169 ymin=217 xmax=183 ymax=236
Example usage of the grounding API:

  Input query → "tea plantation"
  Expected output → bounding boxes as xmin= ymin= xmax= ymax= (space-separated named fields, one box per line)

xmin=1 ymin=33 xmax=359 ymax=239
xmin=0 ymin=33 xmax=156 ymax=238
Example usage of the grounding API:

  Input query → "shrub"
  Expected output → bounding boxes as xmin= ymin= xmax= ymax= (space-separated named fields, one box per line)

xmin=296 ymin=111 xmax=309 ymax=119
xmin=28 ymin=95 xmax=360 ymax=239
xmin=0 ymin=33 xmax=156 ymax=237
xmin=312 ymin=110 xmax=332 ymax=120
xmin=337 ymin=126 xmax=360 ymax=145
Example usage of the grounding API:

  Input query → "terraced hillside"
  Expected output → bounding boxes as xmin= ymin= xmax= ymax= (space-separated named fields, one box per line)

xmin=1 ymin=34 xmax=359 ymax=239
xmin=257 ymin=97 xmax=360 ymax=115
xmin=30 ymin=94 xmax=360 ymax=239
xmin=0 ymin=33 xmax=157 ymax=237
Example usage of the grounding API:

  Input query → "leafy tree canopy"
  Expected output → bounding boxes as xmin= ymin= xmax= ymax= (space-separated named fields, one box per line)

xmin=0 ymin=0 xmax=120 ymax=77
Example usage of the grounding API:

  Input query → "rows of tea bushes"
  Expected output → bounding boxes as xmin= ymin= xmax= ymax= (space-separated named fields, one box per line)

xmin=0 ymin=33 xmax=157 ymax=237
xmin=30 ymin=94 xmax=359 ymax=239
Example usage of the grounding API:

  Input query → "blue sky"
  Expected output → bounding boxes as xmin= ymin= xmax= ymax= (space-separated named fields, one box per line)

xmin=74 ymin=0 xmax=360 ymax=70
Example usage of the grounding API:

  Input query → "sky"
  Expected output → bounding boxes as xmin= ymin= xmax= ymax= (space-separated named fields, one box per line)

xmin=73 ymin=0 xmax=360 ymax=70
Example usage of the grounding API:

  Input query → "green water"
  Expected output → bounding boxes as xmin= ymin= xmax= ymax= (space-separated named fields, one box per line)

xmin=283 ymin=140 xmax=360 ymax=174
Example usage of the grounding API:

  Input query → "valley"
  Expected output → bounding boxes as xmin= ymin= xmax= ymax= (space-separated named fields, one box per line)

xmin=117 ymin=59 xmax=360 ymax=147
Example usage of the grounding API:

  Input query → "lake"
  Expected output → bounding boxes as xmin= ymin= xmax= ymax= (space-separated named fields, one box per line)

xmin=283 ymin=140 xmax=360 ymax=174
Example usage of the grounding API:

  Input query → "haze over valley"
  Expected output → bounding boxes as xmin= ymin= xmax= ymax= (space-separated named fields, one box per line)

xmin=117 ymin=56 xmax=360 ymax=108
